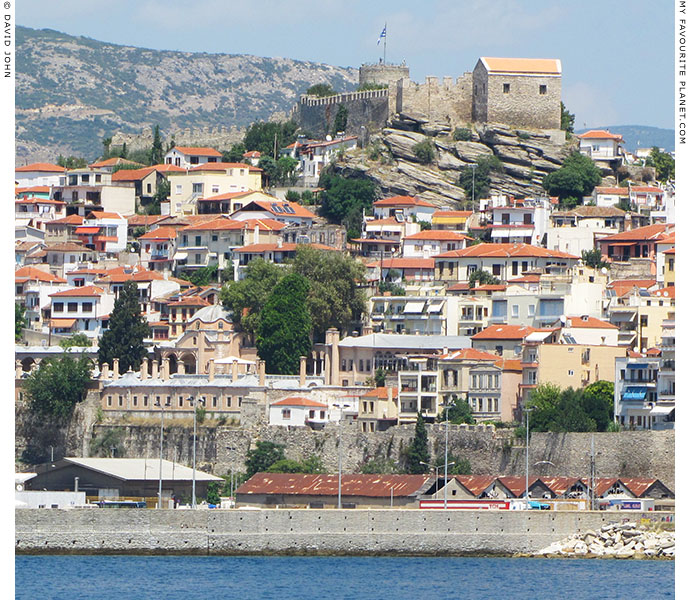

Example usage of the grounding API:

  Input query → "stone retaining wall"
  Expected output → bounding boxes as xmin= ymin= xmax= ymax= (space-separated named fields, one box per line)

xmin=15 ymin=508 xmax=672 ymax=556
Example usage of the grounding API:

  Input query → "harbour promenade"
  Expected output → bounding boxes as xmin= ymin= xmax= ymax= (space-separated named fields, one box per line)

xmin=15 ymin=508 xmax=674 ymax=556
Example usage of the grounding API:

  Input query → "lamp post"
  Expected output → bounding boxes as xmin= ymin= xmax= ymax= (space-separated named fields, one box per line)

xmin=524 ymin=407 xmax=534 ymax=505
xmin=187 ymin=395 xmax=205 ymax=508
xmin=154 ymin=398 xmax=171 ymax=509
xmin=226 ymin=445 xmax=236 ymax=505
xmin=334 ymin=401 xmax=350 ymax=509
xmin=442 ymin=399 xmax=456 ymax=509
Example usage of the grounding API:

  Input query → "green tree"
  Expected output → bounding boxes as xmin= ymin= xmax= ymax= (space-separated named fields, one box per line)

xmin=179 ymin=265 xmax=218 ymax=287
xmin=206 ymin=481 xmax=221 ymax=504
xmin=404 ymin=412 xmax=430 ymax=474
xmin=220 ymin=258 xmax=285 ymax=338
xmin=412 ymin=139 xmax=435 ymax=164
xmin=453 ymin=127 xmax=472 ymax=141
xmin=150 ymin=125 xmax=164 ymax=165
xmin=222 ymin=143 xmax=247 ymax=163
xmin=582 ymin=380 xmax=615 ymax=431
xmin=244 ymin=120 xmax=298 ymax=157
xmin=542 ymin=151 xmax=602 ymax=203
xmin=374 ymin=368 xmax=386 ymax=387
xmin=15 ymin=303 xmax=26 ymax=341
xmin=119 ymin=142 xmax=128 ymax=159
xmin=292 ymin=245 xmax=366 ymax=340
xmin=301 ymin=190 xmax=315 ymax=205
xmin=102 ymin=136 xmax=113 ymax=159
xmin=300 ymin=455 xmax=326 ymax=473
xmin=24 ymin=354 xmax=93 ymax=420
xmin=468 ymin=269 xmax=500 ymax=288
xmin=581 ymin=248 xmax=608 ymax=269
xmin=438 ymin=397 xmax=475 ymax=425
xmin=560 ymin=102 xmax=575 ymax=134
xmin=528 ymin=383 xmax=596 ymax=433
xmin=378 ymin=281 xmax=406 ymax=296
xmin=257 ymin=272 xmax=312 ymax=374
xmin=258 ymin=155 xmax=280 ymax=187
xmin=266 ymin=459 xmax=306 ymax=473
xmin=245 ymin=441 xmax=286 ymax=478
xmin=277 ymin=155 xmax=299 ymax=185
xmin=59 ymin=333 xmax=91 ymax=349
xmin=89 ymin=427 xmax=125 ymax=457
xmin=332 ymin=104 xmax=348 ymax=135
xmin=457 ymin=155 xmax=503 ymax=204
xmin=645 ymin=146 xmax=675 ymax=182
xmin=359 ymin=457 xmax=400 ymax=474
xmin=356 ymin=82 xmax=387 ymax=92
xmin=57 ymin=155 xmax=88 ymax=169
xmin=306 ymin=83 xmax=335 ymax=97
xmin=318 ymin=171 xmax=376 ymax=239
xmin=97 ymin=280 xmax=150 ymax=373
xmin=285 ymin=190 xmax=301 ymax=202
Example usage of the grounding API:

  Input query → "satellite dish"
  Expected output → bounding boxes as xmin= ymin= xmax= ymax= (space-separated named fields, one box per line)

xmin=560 ymin=315 xmax=567 ymax=325
xmin=601 ymin=267 xmax=608 ymax=274
xmin=325 ymin=135 xmax=332 ymax=142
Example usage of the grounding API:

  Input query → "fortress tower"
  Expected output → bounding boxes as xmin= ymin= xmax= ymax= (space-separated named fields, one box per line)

xmin=359 ymin=62 xmax=410 ymax=87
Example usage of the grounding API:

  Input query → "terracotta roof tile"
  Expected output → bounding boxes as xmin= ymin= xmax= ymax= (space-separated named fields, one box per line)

xmin=15 ymin=266 xmax=67 ymax=283
xmin=566 ymin=316 xmax=618 ymax=329
xmin=15 ymin=162 xmax=65 ymax=173
xmin=50 ymin=285 xmax=104 ymax=297
xmin=365 ymin=258 xmax=435 ymax=269
xmin=139 ymin=226 xmax=178 ymax=240
xmin=271 ymin=397 xmax=328 ymax=408
xmin=578 ymin=129 xmax=624 ymax=141
xmin=471 ymin=324 xmax=534 ymax=340
xmin=436 ymin=243 xmax=577 ymax=260
xmin=598 ymin=224 xmax=671 ymax=242
xmin=172 ymin=146 xmax=222 ymax=157
xmin=480 ymin=57 xmax=561 ymax=74
xmin=405 ymin=230 xmax=472 ymax=241
xmin=374 ymin=195 xmax=435 ymax=208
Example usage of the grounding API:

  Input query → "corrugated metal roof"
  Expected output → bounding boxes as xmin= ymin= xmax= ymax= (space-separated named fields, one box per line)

xmin=237 ymin=473 xmax=430 ymax=498
xmin=62 ymin=458 xmax=222 ymax=482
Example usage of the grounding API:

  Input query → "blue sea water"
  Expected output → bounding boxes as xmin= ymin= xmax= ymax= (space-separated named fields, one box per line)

xmin=15 ymin=555 xmax=674 ymax=600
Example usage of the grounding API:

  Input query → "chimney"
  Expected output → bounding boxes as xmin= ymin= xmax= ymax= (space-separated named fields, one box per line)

xmin=112 ymin=358 xmax=119 ymax=379
xmin=152 ymin=359 xmax=159 ymax=380
xmin=140 ymin=357 xmax=148 ymax=380
xmin=209 ymin=359 xmax=215 ymax=382
xmin=254 ymin=223 xmax=260 ymax=244
xmin=299 ymin=355 xmax=307 ymax=387
xmin=231 ymin=359 xmax=239 ymax=382
xmin=258 ymin=360 xmax=266 ymax=386
xmin=101 ymin=362 xmax=110 ymax=380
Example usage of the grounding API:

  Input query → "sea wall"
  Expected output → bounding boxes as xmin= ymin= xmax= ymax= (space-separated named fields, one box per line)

xmin=15 ymin=508 xmax=673 ymax=556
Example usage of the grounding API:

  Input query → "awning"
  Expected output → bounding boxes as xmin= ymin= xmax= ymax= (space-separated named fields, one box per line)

xmin=608 ymin=241 xmax=637 ymax=246
xmin=173 ymin=251 xmax=188 ymax=260
xmin=428 ymin=301 xmax=445 ymax=314
xmin=627 ymin=363 xmax=650 ymax=369
xmin=75 ymin=226 xmax=100 ymax=234
xmin=525 ymin=331 xmax=553 ymax=343
xmin=622 ymin=386 xmax=648 ymax=400
xmin=403 ymin=301 xmax=426 ymax=314
xmin=649 ymin=405 xmax=674 ymax=416
xmin=50 ymin=318 xmax=76 ymax=328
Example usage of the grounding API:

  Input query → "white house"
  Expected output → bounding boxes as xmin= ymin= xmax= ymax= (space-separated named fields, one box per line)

xmin=373 ymin=196 xmax=437 ymax=223
xmin=230 ymin=199 xmax=315 ymax=227
xmin=593 ymin=186 xmax=629 ymax=208
xmin=269 ymin=397 xmax=328 ymax=427
xmin=578 ymin=130 xmax=625 ymax=163
xmin=15 ymin=163 xmax=65 ymax=187
xmin=55 ymin=168 xmax=136 ymax=216
xmin=297 ymin=135 xmax=358 ymax=186
xmin=402 ymin=230 xmax=472 ymax=258
xmin=175 ymin=217 xmax=245 ymax=271
xmin=74 ymin=211 xmax=128 ymax=254
xmin=48 ymin=285 xmax=115 ymax=339
xmin=489 ymin=197 xmax=550 ymax=245
xmin=164 ymin=146 xmax=222 ymax=169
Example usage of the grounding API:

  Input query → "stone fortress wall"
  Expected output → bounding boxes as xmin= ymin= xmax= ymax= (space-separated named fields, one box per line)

xmin=16 ymin=508 xmax=670 ymax=555
xmin=110 ymin=125 xmax=244 ymax=154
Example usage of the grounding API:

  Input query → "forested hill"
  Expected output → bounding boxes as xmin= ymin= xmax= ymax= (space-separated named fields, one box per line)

xmin=15 ymin=26 xmax=358 ymax=163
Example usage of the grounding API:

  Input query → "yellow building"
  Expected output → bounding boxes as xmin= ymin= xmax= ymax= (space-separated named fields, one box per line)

xmin=431 ymin=210 xmax=472 ymax=231
xmin=663 ymin=248 xmax=675 ymax=288
xmin=166 ymin=162 xmax=263 ymax=216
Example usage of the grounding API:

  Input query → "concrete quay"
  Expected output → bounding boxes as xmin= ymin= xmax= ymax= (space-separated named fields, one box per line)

xmin=15 ymin=509 xmax=674 ymax=556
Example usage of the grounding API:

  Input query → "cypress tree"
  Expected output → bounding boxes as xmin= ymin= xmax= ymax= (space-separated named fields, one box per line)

xmin=405 ymin=411 xmax=430 ymax=474
xmin=98 ymin=280 xmax=149 ymax=373
xmin=150 ymin=124 xmax=164 ymax=165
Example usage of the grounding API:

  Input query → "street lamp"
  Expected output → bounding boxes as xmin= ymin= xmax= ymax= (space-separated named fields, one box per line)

xmin=154 ymin=397 xmax=171 ymax=509
xmin=187 ymin=395 xmax=205 ymax=508
xmin=442 ymin=399 xmax=456 ymax=509
xmin=523 ymin=407 xmax=534 ymax=505
xmin=333 ymin=401 xmax=351 ymax=509
xmin=225 ymin=445 xmax=236 ymax=504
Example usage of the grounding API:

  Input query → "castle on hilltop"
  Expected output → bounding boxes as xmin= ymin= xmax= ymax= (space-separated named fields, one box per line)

xmin=295 ymin=57 xmax=563 ymax=140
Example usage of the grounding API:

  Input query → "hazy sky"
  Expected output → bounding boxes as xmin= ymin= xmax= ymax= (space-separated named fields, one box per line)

xmin=18 ymin=0 xmax=674 ymax=129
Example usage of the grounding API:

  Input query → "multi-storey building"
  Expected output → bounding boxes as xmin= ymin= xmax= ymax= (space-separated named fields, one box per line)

xmin=613 ymin=355 xmax=668 ymax=430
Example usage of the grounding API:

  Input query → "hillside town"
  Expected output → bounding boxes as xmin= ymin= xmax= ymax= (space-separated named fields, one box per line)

xmin=14 ymin=56 xmax=675 ymax=513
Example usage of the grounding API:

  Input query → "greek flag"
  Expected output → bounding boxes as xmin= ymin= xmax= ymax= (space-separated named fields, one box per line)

xmin=377 ymin=25 xmax=386 ymax=45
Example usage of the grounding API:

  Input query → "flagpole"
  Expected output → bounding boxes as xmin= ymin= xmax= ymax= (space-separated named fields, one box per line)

xmin=384 ymin=22 xmax=387 ymax=65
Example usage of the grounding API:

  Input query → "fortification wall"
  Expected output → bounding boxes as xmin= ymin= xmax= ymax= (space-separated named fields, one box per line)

xmin=359 ymin=63 xmax=410 ymax=86
xmin=295 ymin=90 xmax=390 ymax=138
xmin=15 ymin=508 xmax=671 ymax=555
xmin=395 ymin=74 xmax=474 ymax=126
xmin=110 ymin=125 xmax=244 ymax=153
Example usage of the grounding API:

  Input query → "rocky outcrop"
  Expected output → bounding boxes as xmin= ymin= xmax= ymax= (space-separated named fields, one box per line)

xmin=335 ymin=119 xmax=576 ymax=209
xmin=534 ymin=521 xmax=675 ymax=559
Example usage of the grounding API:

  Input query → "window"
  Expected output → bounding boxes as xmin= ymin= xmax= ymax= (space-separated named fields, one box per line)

xmin=133 ymin=396 xmax=138 ymax=407
xmin=118 ymin=395 xmax=123 ymax=407
xmin=309 ymin=410 xmax=315 ymax=419
xmin=107 ymin=395 xmax=112 ymax=406
xmin=282 ymin=409 xmax=291 ymax=419
xmin=227 ymin=397 xmax=232 ymax=408
xmin=82 ymin=302 xmax=92 ymax=312
xmin=212 ymin=185 xmax=220 ymax=194
xmin=195 ymin=235 xmax=202 ymax=246
xmin=503 ymin=83 xmax=510 ymax=93
xmin=67 ymin=302 xmax=78 ymax=312
xmin=511 ymin=305 xmax=519 ymax=318
xmin=175 ymin=185 xmax=182 ymax=195
xmin=512 ymin=261 xmax=519 ymax=276
xmin=143 ymin=395 xmax=148 ymax=407
xmin=492 ymin=264 xmax=501 ymax=276
xmin=212 ymin=396 xmax=217 ymax=408
xmin=496 ymin=345 xmax=503 ymax=356
xmin=95 ymin=174 xmax=102 ymax=183
xmin=539 ymin=84 xmax=547 ymax=95
xmin=211 ymin=235 xmax=218 ymax=242
xmin=568 ymin=370 xmax=574 ymax=376
xmin=528 ymin=304 xmax=535 ymax=317
xmin=179 ymin=396 xmax=184 ymax=408
xmin=320 ymin=410 xmax=325 ymax=419
xmin=53 ymin=302 xmax=64 ymax=312
xmin=359 ymin=360 xmax=364 ymax=372
xmin=641 ymin=315 xmax=648 ymax=327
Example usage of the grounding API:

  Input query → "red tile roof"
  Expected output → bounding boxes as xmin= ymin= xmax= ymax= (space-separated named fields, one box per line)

xmin=15 ymin=162 xmax=65 ymax=173
xmin=188 ymin=161 xmax=256 ymax=172
xmin=471 ymin=324 xmax=534 ymax=340
xmin=15 ymin=266 xmax=67 ymax=283
xmin=172 ymin=146 xmax=222 ymax=157
xmin=364 ymin=217 xmax=403 ymax=226
xmin=243 ymin=150 xmax=261 ymax=158
xmin=454 ymin=475 xmax=498 ymax=497
xmin=47 ymin=215 xmax=84 ymax=225
xmin=15 ymin=185 xmax=52 ymax=194
xmin=374 ymin=195 xmax=435 ymax=208
xmin=86 ymin=211 xmax=124 ymax=220
xmin=235 ymin=200 xmax=315 ymax=219
xmin=566 ymin=316 xmax=618 ymax=329
xmin=139 ymin=226 xmax=178 ymax=240
xmin=150 ymin=163 xmax=187 ymax=173
xmin=435 ymin=243 xmax=577 ymax=260
xmin=630 ymin=186 xmax=664 ymax=194
xmin=237 ymin=473 xmax=430 ymax=498
xmin=50 ymin=285 xmax=104 ymax=297
xmin=480 ymin=57 xmax=561 ymax=75
xmin=89 ymin=157 xmax=143 ymax=168
xmin=472 ymin=284 xmax=507 ymax=292
xmin=578 ymin=129 xmax=624 ymax=141
xmin=432 ymin=210 xmax=472 ymax=218
xmin=595 ymin=187 xmax=629 ymax=195
xmin=110 ymin=167 xmax=157 ymax=181
xmin=15 ymin=197 xmax=65 ymax=205
xmin=598 ymin=224 xmax=671 ymax=243
xmin=361 ymin=387 xmax=399 ymax=400
xmin=652 ymin=287 xmax=675 ymax=299
xmin=608 ymin=279 xmax=657 ymax=297
xmin=497 ymin=476 xmax=540 ymax=497
xmin=127 ymin=215 xmax=167 ymax=226
xmin=198 ymin=190 xmax=255 ymax=201
xmin=507 ymin=275 xmax=541 ymax=283
xmin=439 ymin=348 xmax=498 ymax=361
xmin=271 ymin=397 xmax=328 ymax=408
xmin=181 ymin=217 xmax=243 ymax=231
